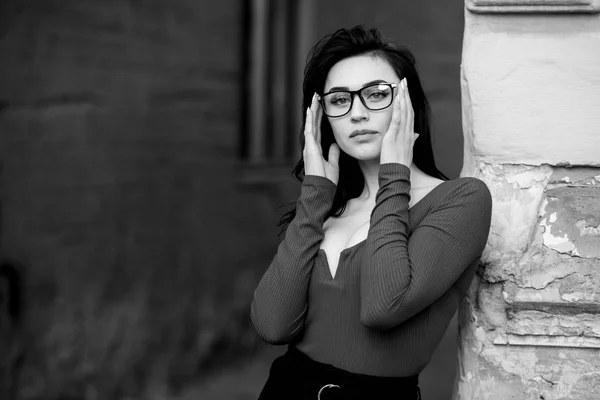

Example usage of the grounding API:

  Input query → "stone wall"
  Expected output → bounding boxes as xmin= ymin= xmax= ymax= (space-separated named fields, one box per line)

xmin=458 ymin=1 xmax=600 ymax=398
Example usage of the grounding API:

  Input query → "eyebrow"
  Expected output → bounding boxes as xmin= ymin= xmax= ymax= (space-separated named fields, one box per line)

xmin=326 ymin=79 xmax=388 ymax=93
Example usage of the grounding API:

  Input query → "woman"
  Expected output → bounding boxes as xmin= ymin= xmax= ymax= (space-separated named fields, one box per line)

xmin=251 ymin=25 xmax=492 ymax=399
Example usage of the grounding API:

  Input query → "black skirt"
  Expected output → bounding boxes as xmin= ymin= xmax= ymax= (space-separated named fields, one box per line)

xmin=258 ymin=346 xmax=421 ymax=400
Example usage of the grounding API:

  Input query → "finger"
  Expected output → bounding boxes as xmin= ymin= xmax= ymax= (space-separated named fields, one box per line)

xmin=404 ymin=78 xmax=414 ymax=112
xmin=388 ymin=91 xmax=402 ymax=135
xmin=309 ymin=94 xmax=320 ymax=144
xmin=315 ymin=96 xmax=323 ymax=144
xmin=399 ymin=80 xmax=408 ymax=134
xmin=310 ymin=93 xmax=318 ymax=119
xmin=304 ymin=106 xmax=313 ymax=137
xmin=303 ymin=107 xmax=315 ymax=151
xmin=304 ymin=106 xmax=324 ymax=158
xmin=403 ymin=78 xmax=414 ymax=134
xmin=328 ymin=143 xmax=340 ymax=168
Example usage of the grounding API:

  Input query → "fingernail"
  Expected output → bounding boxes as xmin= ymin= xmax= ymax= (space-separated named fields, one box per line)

xmin=312 ymin=93 xmax=317 ymax=102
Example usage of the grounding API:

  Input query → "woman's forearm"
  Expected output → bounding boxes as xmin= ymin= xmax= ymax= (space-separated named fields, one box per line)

xmin=251 ymin=175 xmax=336 ymax=344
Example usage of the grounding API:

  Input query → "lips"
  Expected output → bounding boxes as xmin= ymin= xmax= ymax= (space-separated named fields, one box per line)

xmin=349 ymin=129 xmax=378 ymax=138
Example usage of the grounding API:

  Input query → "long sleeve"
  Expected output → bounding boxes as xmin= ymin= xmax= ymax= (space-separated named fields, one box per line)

xmin=360 ymin=163 xmax=492 ymax=330
xmin=251 ymin=175 xmax=336 ymax=344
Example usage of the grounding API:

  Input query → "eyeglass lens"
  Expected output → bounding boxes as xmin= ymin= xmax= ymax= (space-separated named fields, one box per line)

xmin=322 ymin=84 xmax=394 ymax=117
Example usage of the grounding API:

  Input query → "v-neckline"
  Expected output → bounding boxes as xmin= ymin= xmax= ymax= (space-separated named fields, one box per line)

xmin=318 ymin=239 xmax=366 ymax=280
xmin=318 ymin=179 xmax=450 ymax=280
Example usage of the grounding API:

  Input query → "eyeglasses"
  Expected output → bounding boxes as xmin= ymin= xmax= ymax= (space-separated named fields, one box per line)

xmin=318 ymin=83 xmax=397 ymax=118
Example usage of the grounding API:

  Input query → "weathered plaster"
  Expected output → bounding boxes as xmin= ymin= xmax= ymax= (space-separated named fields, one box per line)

xmin=461 ymin=10 xmax=600 ymax=167
xmin=457 ymin=161 xmax=600 ymax=399
xmin=459 ymin=3 xmax=600 ymax=398
xmin=477 ymin=282 xmax=508 ymax=329
xmin=506 ymin=310 xmax=600 ymax=338
xmin=540 ymin=186 xmax=600 ymax=259
xmin=459 ymin=329 xmax=600 ymax=399
xmin=472 ymin=161 xmax=552 ymax=282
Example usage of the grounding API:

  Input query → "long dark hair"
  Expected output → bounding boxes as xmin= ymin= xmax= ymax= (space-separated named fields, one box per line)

xmin=277 ymin=25 xmax=448 ymax=236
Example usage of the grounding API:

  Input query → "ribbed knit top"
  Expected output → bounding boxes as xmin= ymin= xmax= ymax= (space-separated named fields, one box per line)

xmin=251 ymin=163 xmax=492 ymax=377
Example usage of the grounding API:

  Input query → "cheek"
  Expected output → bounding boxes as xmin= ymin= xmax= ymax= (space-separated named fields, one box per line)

xmin=328 ymin=118 xmax=345 ymax=142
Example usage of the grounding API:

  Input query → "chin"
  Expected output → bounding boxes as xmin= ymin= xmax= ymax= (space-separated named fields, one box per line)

xmin=352 ymin=154 xmax=381 ymax=162
xmin=343 ymin=148 xmax=382 ymax=161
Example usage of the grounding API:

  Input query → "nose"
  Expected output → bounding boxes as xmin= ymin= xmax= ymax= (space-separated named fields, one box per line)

xmin=349 ymin=93 xmax=368 ymax=121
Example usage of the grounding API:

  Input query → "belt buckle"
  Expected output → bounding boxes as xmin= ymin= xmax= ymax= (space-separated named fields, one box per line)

xmin=317 ymin=383 xmax=340 ymax=399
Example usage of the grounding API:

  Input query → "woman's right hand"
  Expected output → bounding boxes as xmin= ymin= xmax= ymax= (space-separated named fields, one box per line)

xmin=303 ymin=93 xmax=340 ymax=185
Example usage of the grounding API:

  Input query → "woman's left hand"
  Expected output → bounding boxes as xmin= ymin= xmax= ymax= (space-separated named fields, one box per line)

xmin=380 ymin=78 xmax=419 ymax=166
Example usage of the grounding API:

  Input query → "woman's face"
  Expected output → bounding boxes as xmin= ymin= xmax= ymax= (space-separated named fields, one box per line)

xmin=322 ymin=55 xmax=400 ymax=161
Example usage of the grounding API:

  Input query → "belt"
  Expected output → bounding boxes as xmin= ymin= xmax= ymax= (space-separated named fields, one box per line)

xmin=280 ymin=346 xmax=421 ymax=400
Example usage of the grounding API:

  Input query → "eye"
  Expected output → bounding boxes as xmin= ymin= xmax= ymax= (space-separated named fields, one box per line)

xmin=326 ymin=93 xmax=351 ymax=106
xmin=331 ymin=97 xmax=350 ymax=105
xmin=369 ymin=91 xmax=386 ymax=99
xmin=363 ymin=85 xmax=392 ymax=102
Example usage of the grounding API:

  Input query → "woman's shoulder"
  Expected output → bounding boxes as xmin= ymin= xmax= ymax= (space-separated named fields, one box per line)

xmin=435 ymin=176 xmax=492 ymax=207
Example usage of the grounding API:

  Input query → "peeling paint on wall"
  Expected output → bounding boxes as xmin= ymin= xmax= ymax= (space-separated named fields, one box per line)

xmin=459 ymin=3 xmax=600 ymax=398
xmin=540 ymin=185 xmax=600 ymax=259
xmin=457 ymin=163 xmax=600 ymax=400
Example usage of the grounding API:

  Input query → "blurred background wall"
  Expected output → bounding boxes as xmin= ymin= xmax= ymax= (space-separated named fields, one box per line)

xmin=0 ymin=1 xmax=464 ymax=399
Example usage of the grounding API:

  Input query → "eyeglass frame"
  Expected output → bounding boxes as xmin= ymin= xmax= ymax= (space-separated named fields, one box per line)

xmin=317 ymin=82 xmax=398 ymax=118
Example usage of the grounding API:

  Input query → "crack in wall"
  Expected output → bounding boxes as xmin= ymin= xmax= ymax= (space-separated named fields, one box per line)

xmin=531 ymin=375 xmax=557 ymax=387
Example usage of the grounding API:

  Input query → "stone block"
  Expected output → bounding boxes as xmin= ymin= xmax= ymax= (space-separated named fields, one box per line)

xmin=467 ymin=0 xmax=600 ymax=14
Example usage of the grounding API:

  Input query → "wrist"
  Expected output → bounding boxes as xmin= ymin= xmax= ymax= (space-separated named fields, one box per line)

xmin=379 ymin=148 xmax=412 ymax=166
xmin=379 ymin=156 xmax=411 ymax=166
